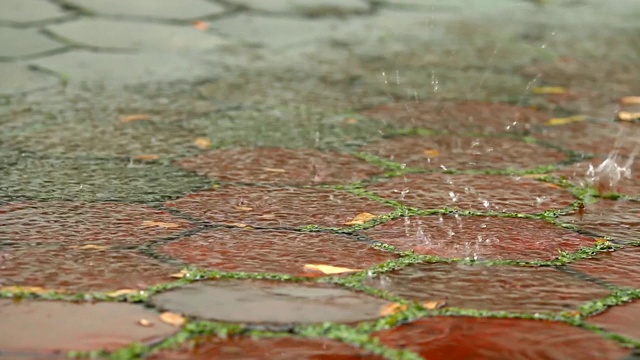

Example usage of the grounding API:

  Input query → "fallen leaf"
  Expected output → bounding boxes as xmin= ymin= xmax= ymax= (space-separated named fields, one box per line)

xmin=160 ymin=312 xmax=186 ymax=327
xmin=169 ymin=269 xmax=189 ymax=279
xmin=620 ymin=96 xmax=640 ymax=105
xmin=617 ymin=111 xmax=640 ymax=122
xmin=595 ymin=238 xmax=610 ymax=245
xmin=192 ymin=20 xmax=209 ymax=31
xmin=119 ymin=114 xmax=150 ymax=123
xmin=228 ymin=222 xmax=250 ymax=228
xmin=423 ymin=149 xmax=440 ymax=157
xmin=344 ymin=212 xmax=377 ymax=225
xmin=138 ymin=319 xmax=153 ymax=327
xmin=344 ymin=117 xmax=359 ymax=124
xmin=422 ymin=300 xmax=446 ymax=310
xmin=262 ymin=167 xmax=286 ymax=173
xmin=521 ymin=174 xmax=545 ymax=179
xmin=142 ymin=221 xmax=181 ymax=229
xmin=193 ymin=137 xmax=212 ymax=149
xmin=72 ymin=244 xmax=109 ymax=250
xmin=545 ymin=115 xmax=586 ymax=126
xmin=564 ymin=311 xmax=582 ymax=317
xmin=107 ymin=289 xmax=139 ymax=297
xmin=234 ymin=206 xmax=253 ymax=211
xmin=544 ymin=183 xmax=562 ymax=189
xmin=303 ymin=264 xmax=362 ymax=275
xmin=134 ymin=154 xmax=160 ymax=161
xmin=532 ymin=86 xmax=568 ymax=95
xmin=0 ymin=286 xmax=55 ymax=294
xmin=379 ymin=303 xmax=407 ymax=316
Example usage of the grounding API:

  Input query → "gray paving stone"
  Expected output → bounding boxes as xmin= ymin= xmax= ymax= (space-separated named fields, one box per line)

xmin=46 ymin=19 xmax=228 ymax=51
xmin=225 ymin=0 xmax=369 ymax=15
xmin=0 ymin=28 xmax=65 ymax=59
xmin=0 ymin=63 xmax=59 ymax=95
xmin=64 ymin=0 xmax=226 ymax=20
xmin=0 ymin=0 xmax=68 ymax=24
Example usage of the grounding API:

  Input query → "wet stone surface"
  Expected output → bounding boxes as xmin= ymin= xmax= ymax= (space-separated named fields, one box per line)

xmin=0 ymin=28 xmax=65 ymax=59
xmin=559 ymin=200 xmax=640 ymax=243
xmin=63 ymin=0 xmax=226 ymax=20
xmin=224 ymin=0 xmax=369 ymax=15
xmin=361 ymin=135 xmax=567 ymax=171
xmin=0 ymin=0 xmax=69 ymax=24
xmin=0 ymin=300 xmax=177 ymax=354
xmin=165 ymin=186 xmax=396 ymax=228
xmin=365 ymin=173 xmax=576 ymax=214
xmin=151 ymin=280 xmax=391 ymax=324
xmin=589 ymin=300 xmax=640 ymax=341
xmin=569 ymin=246 xmax=640 ymax=289
xmin=551 ymin=158 xmax=640 ymax=197
xmin=367 ymin=263 xmax=610 ymax=313
xmin=0 ymin=63 xmax=58 ymax=95
xmin=160 ymin=228 xmax=394 ymax=276
xmin=374 ymin=316 xmax=631 ymax=360
xmin=362 ymin=215 xmax=596 ymax=261
xmin=176 ymin=147 xmax=384 ymax=185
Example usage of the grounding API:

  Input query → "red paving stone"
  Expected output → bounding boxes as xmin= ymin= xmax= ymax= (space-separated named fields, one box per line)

xmin=151 ymin=279 xmax=391 ymax=324
xmin=559 ymin=200 xmax=640 ymax=243
xmin=362 ymin=101 xmax=550 ymax=134
xmin=176 ymin=147 xmax=384 ymax=185
xmin=361 ymin=135 xmax=566 ymax=171
xmin=365 ymin=173 xmax=575 ymax=214
xmin=589 ymin=300 xmax=640 ymax=341
xmin=0 ymin=300 xmax=177 ymax=354
xmin=0 ymin=202 xmax=192 ymax=246
xmin=569 ymin=246 xmax=640 ymax=288
xmin=367 ymin=263 xmax=609 ymax=313
xmin=148 ymin=336 xmax=384 ymax=360
xmin=164 ymin=186 xmax=396 ymax=228
xmin=362 ymin=215 xmax=596 ymax=261
xmin=0 ymin=246 xmax=178 ymax=291
xmin=160 ymin=228 xmax=394 ymax=276
xmin=374 ymin=316 xmax=631 ymax=360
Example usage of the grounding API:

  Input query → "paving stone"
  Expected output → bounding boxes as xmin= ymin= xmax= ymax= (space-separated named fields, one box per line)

xmin=365 ymin=173 xmax=576 ymax=214
xmin=148 ymin=336 xmax=383 ymax=360
xmin=160 ymin=228 xmax=394 ymax=276
xmin=374 ymin=316 xmax=631 ymax=360
xmin=0 ymin=201 xmax=193 ymax=246
xmin=0 ymin=0 xmax=68 ymax=24
xmin=362 ymin=215 xmax=596 ymax=261
xmin=0 ymin=300 xmax=177 ymax=354
xmin=361 ymin=135 xmax=567 ymax=171
xmin=569 ymin=246 xmax=640 ymax=289
xmin=0 ymin=28 xmax=65 ymax=59
xmin=362 ymin=101 xmax=551 ymax=135
xmin=46 ymin=19 xmax=227 ymax=51
xmin=176 ymin=148 xmax=384 ymax=185
xmin=64 ymin=0 xmax=226 ymax=20
xmin=0 ymin=245 xmax=179 ymax=291
xmin=225 ymin=0 xmax=369 ymax=15
xmin=366 ymin=263 xmax=609 ymax=312
xmin=0 ymin=63 xmax=58 ymax=95
xmin=151 ymin=279 xmax=391 ymax=324
xmin=589 ymin=300 xmax=640 ymax=341
xmin=551 ymin=156 xmax=640 ymax=197
xmin=559 ymin=200 xmax=640 ymax=243
xmin=164 ymin=186 xmax=396 ymax=228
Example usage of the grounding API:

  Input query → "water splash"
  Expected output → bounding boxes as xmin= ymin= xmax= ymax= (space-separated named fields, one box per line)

xmin=586 ymin=149 xmax=636 ymax=193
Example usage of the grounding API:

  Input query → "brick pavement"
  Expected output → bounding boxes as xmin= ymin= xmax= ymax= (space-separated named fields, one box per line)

xmin=1 ymin=0 xmax=640 ymax=359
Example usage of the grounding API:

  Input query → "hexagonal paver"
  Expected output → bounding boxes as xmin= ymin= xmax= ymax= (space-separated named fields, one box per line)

xmin=148 ymin=336 xmax=384 ymax=360
xmin=362 ymin=101 xmax=551 ymax=134
xmin=551 ymin=156 xmax=639 ymax=197
xmin=589 ymin=301 xmax=640 ymax=341
xmin=374 ymin=317 xmax=630 ymax=360
xmin=362 ymin=215 xmax=595 ymax=261
xmin=0 ymin=28 xmax=65 ymax=59
xmin=176 ymin=148 xmax=384 ymax=185
xmin=64 ymin=0 xmax=225 ymax=20
xmin=0 ymin=201 xmax=192 ymax=246
xmin=159 ymin=228 xmax=395 ymax=275
xmin=569 ymin=247 xmax=640 ymax=289
xmin=164 ymin=186 xmax=396 ymax=228
xmin=225 ymin=0 xmax=369 ymax=15
xmin=0 ymin=63 xmax=58 ymax=95
xmin=365 ymin=173 xmax=575 ymax=214
xmin=559 ymin=200 xmax=640 ymax=243
xmin=46 ymin=19 xmax=227 ymax=51
xmin=367 ymin=263 xmax=610 ymax=312
xmin=0 ymin=245 xmax=179 ymax=291
xmin=0 ymin=0 xmax=68 ymax=24
xmin=0 ymin=300 xmax=177 ymax=354
xmin=151 ymin=279 xmax=391 ymax=324
xmin=361 ymin=135 xmax=566 ymax=171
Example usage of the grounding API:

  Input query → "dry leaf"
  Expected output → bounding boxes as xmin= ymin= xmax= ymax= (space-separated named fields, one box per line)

xmin=72 ymin=244 xmax=109 ymax=250
xmin=160 ymin=312 xmax=186 ymax=327
xmin=142 ymin=221 xmax=181 ymax=229
xmin=380 ymin=303 xmax=407 ymax=316
xmin=262 ymin=167 xmax=286 ymax=173
xmin=620 ymin=96 xmax=640 ymax=105
xmin=617 ymin=112 xmax=640 ymax=122
xmin=303 ymin=264 xmax=361 ymax=275
xmin=192 ymin=20 xmax=209 ymax=31
xmin=107 ymin=289 xmax=139 ymax=297
xmin=532 ymin=86 xmax=568 ymax=95
xmin=543 ymin=183 xmax=562 ymax=189
xmin=423 ymin=149 xmax=440 ymax=157
xmin=521 ymin=174 xmax=545 ymax=179
xmin=134 ymin=154 xmax=160 ymax=161
xmin=229 ymin=222 xmax=249 ymax=228
xmin=545 ymin=115 xmax=586 ymax=126
xmin=1 ymin=286 xmax=54 ymax=294
xmin=119 ymin=114 xmax=150 ymax=123
xmin=595 ymin=238 xmax=610 ymax=245
xmin=169 ymin=269 xmax=189 ymax=279
xmin=344 ymin=212 xmax=377 ymax=225
xmin=422 ymin=300 xmax=446 ymax=310
xmin=234 ymin=206 xmax=253 ymax=211
xmin=138 ymin=319 xmax=153 ymax=327
xmin=193 ymin=137 xmax=212 ymax=149
xmin=344 ymin=118 xmax=359 ymax=124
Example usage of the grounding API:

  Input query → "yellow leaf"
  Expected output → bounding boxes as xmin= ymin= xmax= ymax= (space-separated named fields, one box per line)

xmin=545 ymin=115 xmax=586 ymax=126
xmin=107 ymin=289 xmax=139 ymax=297
xmin=229 ymin=222 xmax=250 ymax=228
xmin=262 ymin=167 xmax=286 ymax=173
xmin=344 ymin=212 xmax=377 ymax=225
xmin=344 ymin=118 xmax=359 ymax=124
xmin=192 ymin=20 xmax=209 ymax=31
xmin=234 ymin=206 xmax=253 ymax=211
xmin=532 ymin=86 xmax=568 ymax=95
xmin=620 ymin=96 xmax=640 ymax=105
xmin=72 ymin=244 xmax=109 ymax=250
xmin=617 ymin=111 xmax=640 ymax=122
xmin=380 ymin=303 xmax=407 ymax=316
xmin=169 ymin=269 xmax=189 ymax=279
xmin=521 ymin=174 xmax=545 ymax=179
xmin=193 ymin=137 xmax=212 ymax=149
xmin=138 ymin=318 xmax=153 ymax=327
xmin=595 ymin=238 xmax=610 ymax=245
xmin=119 ymin=114 xmax=150 ymax=123
xmin=142 ymin=221 xmax=181 ymax=229
xmin=423 ymin=149 xmax=440 ymax=157
xmin=160 ymin=312 xmax=186 ymax=327
xmin=1 ymin=286 xmax=55 ymax=294
xmin=422 ymin=300 xmax=446 ymax=310
xmin=134 ymin=154 xmax=160 ymax=161
xmin=303 ymin=264 xmax=362 ymax=275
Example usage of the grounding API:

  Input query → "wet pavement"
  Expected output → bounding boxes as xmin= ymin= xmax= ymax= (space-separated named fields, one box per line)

xmin=1 ymin=0 xmax=640 ymax=359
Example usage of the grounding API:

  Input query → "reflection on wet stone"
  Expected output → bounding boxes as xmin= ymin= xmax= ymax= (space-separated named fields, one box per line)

xmin=569 ymin=247 xmax=640 ymax=288
xmin=589 ymin=300 xmax=640 ymax=341
xmin=559 ymin=200 xmax=640 ymax=243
